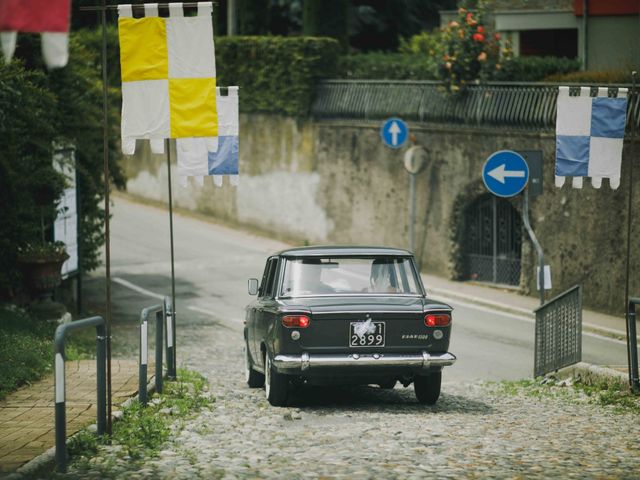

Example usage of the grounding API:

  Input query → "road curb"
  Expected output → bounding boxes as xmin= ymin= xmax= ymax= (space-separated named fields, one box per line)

xmin=427 ymin=286 xmax=635 ymax=342
xmin=5 ymin=378 xmax=158 ymax=479
xmin=556 ymin=362 xmax=628 ymax=389
xmin=427 ymin=286 xmax=534 ymax=318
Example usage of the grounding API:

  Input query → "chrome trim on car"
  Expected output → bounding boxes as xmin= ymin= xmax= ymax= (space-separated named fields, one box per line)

xmin=272 ymin=351 xmax=456 ymax=371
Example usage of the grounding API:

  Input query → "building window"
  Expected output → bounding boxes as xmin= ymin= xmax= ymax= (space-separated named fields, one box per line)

xmin=520 ymin=29 xmax=578 ymax=58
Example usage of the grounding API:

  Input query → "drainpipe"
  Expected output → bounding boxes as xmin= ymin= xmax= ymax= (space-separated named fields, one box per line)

xmin=227 ymin=0 xmax=237 ymax=36
xmin=582 ymin=0 xmax=588 ymax=71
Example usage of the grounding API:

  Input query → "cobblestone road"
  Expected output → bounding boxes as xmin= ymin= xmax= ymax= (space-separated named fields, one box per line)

xmin=60 ymin=313 xmax=640 ymax=480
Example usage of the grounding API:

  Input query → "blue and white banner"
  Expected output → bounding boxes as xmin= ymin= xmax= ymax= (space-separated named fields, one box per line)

xmin=555 ymin=86 xmax=628 ymax=189
xmin=177 ymin=86 xmax=239 ymax=187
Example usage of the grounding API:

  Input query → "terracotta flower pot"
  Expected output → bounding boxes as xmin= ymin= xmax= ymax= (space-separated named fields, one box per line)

xmin=18 ymin=253 xmax=69 ymax=301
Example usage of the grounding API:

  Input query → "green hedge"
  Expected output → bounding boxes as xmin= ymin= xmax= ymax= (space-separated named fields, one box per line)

xmin=216 ymin=36 xmax=340 ymax=116
xmin=335 ymin=53 xmax=581 ymax=82
xmin=545 ymin=69 xmax=632 ymax=84
xmin=337 ymin=53 xmax=438 ymax=80
xmin=492 ymin=56 xmax=581 ymax=82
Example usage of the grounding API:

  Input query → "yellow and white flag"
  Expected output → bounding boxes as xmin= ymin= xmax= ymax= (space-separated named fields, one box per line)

xmin=118 ymin=2 xmax=217 ymax=155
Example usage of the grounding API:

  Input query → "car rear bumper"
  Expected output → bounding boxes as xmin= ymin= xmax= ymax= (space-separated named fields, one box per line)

xmin=272 ymin=351 xmax=456 ymax=372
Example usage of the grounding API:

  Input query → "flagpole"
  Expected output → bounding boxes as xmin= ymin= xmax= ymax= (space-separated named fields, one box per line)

xmin=624 ymin=71 xmax=637 ymax=387
xmin=166 ymin=139 xmax=177 ymax=379
xmin=100 ymin=0 xmax=113 ymax=435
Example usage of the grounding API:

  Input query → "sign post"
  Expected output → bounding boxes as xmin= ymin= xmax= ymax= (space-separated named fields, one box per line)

xmin=482 ymin=150 xmax=547 ymax=304
xmin=403 ymin=146 xmax=427 ymax=252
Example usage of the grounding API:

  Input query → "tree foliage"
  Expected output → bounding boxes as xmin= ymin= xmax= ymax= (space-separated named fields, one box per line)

xmin=0 ymin=31 xmax=123 ymax=297
xmin=303 ymin=0 xmax=349 ymax=51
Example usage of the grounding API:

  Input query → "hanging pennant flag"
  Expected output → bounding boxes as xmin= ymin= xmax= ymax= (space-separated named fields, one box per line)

xmin=177 ymin=86 xmax=239 ymax=187
xmin=555 ymin=86 xmax=628 ymax=189
xmin=118 ymin=2 xmax=217 ymax=155
xmin=0 ymin=0 xmax=71 ymax=68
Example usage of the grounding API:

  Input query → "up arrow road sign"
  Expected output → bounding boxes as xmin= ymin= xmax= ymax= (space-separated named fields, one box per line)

xmin=482 ymin=150 xmax=529 ymax=197
xmin=380 ymin=117 xmax=408 ymax=149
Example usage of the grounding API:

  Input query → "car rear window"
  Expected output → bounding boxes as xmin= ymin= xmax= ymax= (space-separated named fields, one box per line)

xmin=279 ymin=257 xmax=422 ymax=297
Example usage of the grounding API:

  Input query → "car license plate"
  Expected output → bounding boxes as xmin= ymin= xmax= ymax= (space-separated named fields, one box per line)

xmin=349 ymin=321 xmax=385 ymax=347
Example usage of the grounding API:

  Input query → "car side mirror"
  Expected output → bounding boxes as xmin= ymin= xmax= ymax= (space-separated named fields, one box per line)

xmin=248 ymin=278 xmax=259 ymax=296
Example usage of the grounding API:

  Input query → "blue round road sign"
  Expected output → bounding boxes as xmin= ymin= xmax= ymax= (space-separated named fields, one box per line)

xmin=482 ymin=150 xmax=529 ymax=198
xmin=380 ymin=118 xmax=408 ymax=149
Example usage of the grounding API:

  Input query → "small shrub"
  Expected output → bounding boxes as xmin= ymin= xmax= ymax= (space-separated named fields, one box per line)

xmin=438 ymin=5 xmax=504 ymax=92
xmin=545 ymin=69 xmax=633 ymax=84
xmin=493 ymin=56 xmax=581 ymax=82
xmin=337 ymin=52 xmax=437 ymax=80
xmin=0 ymin=306 xmax=55 ymax=398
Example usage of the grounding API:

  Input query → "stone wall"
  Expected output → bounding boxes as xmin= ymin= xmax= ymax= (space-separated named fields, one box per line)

xmin=123 ymin=114 xmax=640 ymax=314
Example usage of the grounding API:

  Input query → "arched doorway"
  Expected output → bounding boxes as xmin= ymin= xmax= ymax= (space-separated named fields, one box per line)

xmin=463 ymin=194 xmax=522 ymax=286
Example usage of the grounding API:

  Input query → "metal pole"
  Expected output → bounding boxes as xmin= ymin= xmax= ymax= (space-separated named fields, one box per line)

xmin=165 ymin=296 xmax=176 ymax=379
xmin=409 ymin=173 xmax=416 ymax=252
xmin=155 ymin=310 xmax=164 ymax=393
xmin=628 ymin=300 xmax=639 ymax=393
xmin=166 ymin=139 xmax=177 ymax=379
xmin=100 ymin=0 xmax=113 ymax=435
xmin=96 ymin=324 xmax=107 ymax=435
xmin=75 ymin=153 xmax=83 ymax=316
xmin=139 ymin=313 xmax=148 ymax=406
xmin=522 ymin=188 xmax=545 ymax=305
xmin=625 ymin=71 xmax=637 ymax=386
xmin=227 ymin=0 xmax=237 ymax=35
xmin=582 ymin=0 xmax=588 ymax=71
xmin=54 ymin=348 xmax=66 ymax=472
xmin=492 ymin=196 xmax=497 ymax=283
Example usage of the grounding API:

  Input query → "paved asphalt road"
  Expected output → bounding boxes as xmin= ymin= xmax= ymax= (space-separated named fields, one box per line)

xmin=87 ymin=196 xmax=628 ymax=382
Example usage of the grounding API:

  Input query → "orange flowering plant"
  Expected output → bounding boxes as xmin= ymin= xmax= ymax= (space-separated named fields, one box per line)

xmin=438 ymin=4 xmax=505 ymax=93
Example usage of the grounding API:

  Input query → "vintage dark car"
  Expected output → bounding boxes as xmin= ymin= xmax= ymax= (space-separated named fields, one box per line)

xmin=243 ymin=246 xmax=456 ymax=406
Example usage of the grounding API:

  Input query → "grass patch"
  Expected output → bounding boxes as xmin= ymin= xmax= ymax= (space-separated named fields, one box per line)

xmin=0 ymin=304 xmax=101 ymax=399
xmin=494 ymin=376 xmax=640 ymax=414
xmin=62 ymin=369 xmax=214 ymax=477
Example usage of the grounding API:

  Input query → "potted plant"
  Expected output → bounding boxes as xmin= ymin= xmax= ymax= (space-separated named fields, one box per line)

xmin=17 ymin=241 xmax=69 ymax=301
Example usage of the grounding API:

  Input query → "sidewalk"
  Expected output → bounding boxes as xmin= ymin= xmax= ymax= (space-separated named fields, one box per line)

xmin=0 ymin=359 xmax=148 ymax=475
xmin=422 ymin=273 xmax=634 ymax=341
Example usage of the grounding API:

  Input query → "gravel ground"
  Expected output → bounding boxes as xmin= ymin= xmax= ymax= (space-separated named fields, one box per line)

xmin=62 ymin=315 xmax=640 ymax=480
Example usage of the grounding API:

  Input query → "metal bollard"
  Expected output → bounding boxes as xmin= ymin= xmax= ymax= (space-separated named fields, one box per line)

xmin=165 ymin=296 xmax=176 ymax=379
xmin=54 ymin=316 xmax=107 ymax=473
xmin=155 ymin=310 xmax=163 ymax=394
xmin=139 ymin=304 xmax=163 ymax=406
xmin=627 ymin=298 xmax=640 ymax=393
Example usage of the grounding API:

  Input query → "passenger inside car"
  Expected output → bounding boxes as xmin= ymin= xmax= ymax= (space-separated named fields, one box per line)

xmin=368 ymin=259 xmax=399 ymax=293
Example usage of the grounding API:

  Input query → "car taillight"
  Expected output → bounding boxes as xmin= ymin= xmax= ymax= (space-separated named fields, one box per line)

xmin=425 ymin=313 xmax=451 ymax=327
xmin=282 ymin=315 xmax=311 ymax=328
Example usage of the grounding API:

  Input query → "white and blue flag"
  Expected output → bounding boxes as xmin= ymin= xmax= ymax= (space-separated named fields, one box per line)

xmin=177 ymin=86 xmax=239 ymax=187
xmin=555 ymin=86 xmax=628 ymax=189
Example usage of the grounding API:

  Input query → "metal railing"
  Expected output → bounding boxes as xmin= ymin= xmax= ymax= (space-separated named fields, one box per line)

xmin=54 ymin=316 xmax=107 ymax=473
xmin=627 ymin=298 xmax=640 ymax=393
xmin=312 ymin=80 xmax=640 ymax=135
xmin=139 ymin=304 xmax=164 ymax=405
xmin=534 ymin=285 xmax=583 ymax=377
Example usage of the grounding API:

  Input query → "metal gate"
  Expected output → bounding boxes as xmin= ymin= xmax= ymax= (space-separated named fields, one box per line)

xmin=534 ymin=285 xmax=583 ymax=377
xmin=464 ymin=195 xmax=522 ymax=286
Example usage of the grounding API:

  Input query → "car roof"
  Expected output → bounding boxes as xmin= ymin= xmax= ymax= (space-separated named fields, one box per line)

xmin=275 ymin=245 xmax=413 ymax=257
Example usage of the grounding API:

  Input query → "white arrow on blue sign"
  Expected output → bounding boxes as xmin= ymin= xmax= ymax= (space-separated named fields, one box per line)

xmin=482 ymin=150 xmax=529 ymax=198
xmin=380 ymin=117 xmax=408 ymax=149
